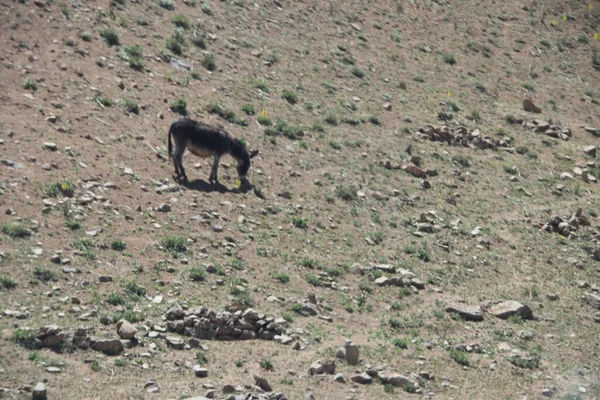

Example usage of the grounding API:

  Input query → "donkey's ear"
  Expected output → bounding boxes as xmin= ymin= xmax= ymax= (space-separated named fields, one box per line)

xmin=249 ymin=149 xmax=259 ymax=159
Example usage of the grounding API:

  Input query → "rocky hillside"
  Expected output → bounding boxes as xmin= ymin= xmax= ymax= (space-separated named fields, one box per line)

xmin=1 ymin=0 xmax=600 ymax=399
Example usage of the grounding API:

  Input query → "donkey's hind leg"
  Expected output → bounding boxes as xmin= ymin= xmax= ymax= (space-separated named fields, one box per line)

xmin=172 ymin=142 xmax=187 ymax=182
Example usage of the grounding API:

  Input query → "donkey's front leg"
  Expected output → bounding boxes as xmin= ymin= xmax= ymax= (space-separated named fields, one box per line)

xmin=209 ymin=154 xmax=221 ymax=183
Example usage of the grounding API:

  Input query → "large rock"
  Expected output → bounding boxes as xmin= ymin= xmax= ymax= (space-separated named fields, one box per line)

xmin=488 ymin=301 xmax=533 ymax=320
xmin=345 ymin=342 xmax=360 ymax=365
xmin=166 ymin=336 xmax=185 ymax=349
xmin=36 ymin=325 xmax=65 ymax=347
xmin=351 ymin=372 xmax=373 ymax=385
xmin=445 ymin=303 xmax=484 ymax=321
xmin=254 ymin=375 xmax=272 ymax=392
xmin=380 ymin=373 xmax=412 ymax=387
xmin=584 ymin=292 xmax=600 ymax=309
xmin=116 ymin=319 xmax=137 ymax=340
xmin=32 ymin=382 xmax=47 ymax=400
xmin=91 ymin=339 xmax=123 ymax=355
xmin=166 ymin=303 xmax=184 ymax=320
xmin=308 ymin=360 xmax=336 ymax=375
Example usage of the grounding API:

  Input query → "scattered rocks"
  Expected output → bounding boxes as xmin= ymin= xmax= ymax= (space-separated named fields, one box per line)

xmin=526 ymin=118 xmax=572 ymax=141
xmin=308 ymin=360 xmax=336 ymax=375
xmin=488 ymin=301 xmax=533 ymax=320
xmin=416 ymin=124 xmax=512 ymax=150
xmin=541 ymin=208 xmax=590 ymax=237
xmin=445 ymin=303 xmax=484 ymax=321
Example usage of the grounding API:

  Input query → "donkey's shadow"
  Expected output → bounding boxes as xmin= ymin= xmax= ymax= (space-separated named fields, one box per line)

xmin=181 ymin=178 xmax=253 ymax=195
xmin=182 ymin=178 xmax=232 ymax=194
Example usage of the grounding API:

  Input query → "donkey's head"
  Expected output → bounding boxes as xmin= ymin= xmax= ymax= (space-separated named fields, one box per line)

xmin=232 ymin=139 xmax=259 ymax=185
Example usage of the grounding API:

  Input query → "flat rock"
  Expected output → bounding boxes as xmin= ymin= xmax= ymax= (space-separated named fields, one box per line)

xmin=380 ymin=373 xmax=411 ymax=387
xmin=351 ymin=372 xmax=373 ymax=385
xmin=166 ymin=303 xmax=184 ymax=320
xmin=166 ymin=336 xmax=185 ymax=349
xmin=91 ymin=339 xmax=123 ymax=355
xmin=445 ymin=303 xmax=484 ymax=321
xmin=488 ymin=301 xmax=533 ymax=320
xmin=584 ymin=292 xmax=600 ymax=309
xmin=334 ymin=373 xmax=346 ymax=383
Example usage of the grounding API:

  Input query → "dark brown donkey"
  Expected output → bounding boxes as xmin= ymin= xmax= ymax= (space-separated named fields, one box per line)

xmin=167 ymin=117 xmax=259 ymax=186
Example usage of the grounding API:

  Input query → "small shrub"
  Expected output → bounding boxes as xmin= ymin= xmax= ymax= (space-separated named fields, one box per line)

xmin=392 ymin=338 xmax=409 ymax=349
xmin=111 ymin=239 xmax=126 ymax=251
xmin=367 ymin=231 xmax=384 ymax=245
xmin=100 ymin=28 xmax=120 ymax=46
xmin=189 ymin=266 xmax=207 ymax=282
xmin=443 ymin=53 xmax=456 ymax=65
xmin=260 ymin=359 xmax=274 ymax=371
xmin=166 ymin=38 xmax=183 ymax=55
xmin=264 ymin=119 xmax=304 ymax=140
xmin=96 ymin=96 xmax=113 ymax=107
xmin=324 ymin=114 xmax=338 ymax=125
xmin=191 ymin=36 xmax=206 ymax=49
xmin=196 ymin=351 xmax=208 ymax=365
xmin=449 ymin=348 xmax=469 ymax=366
xmin=80 ymin=31 xmax=92 ymax=41
xmin=257 ymin=116 xmax=272 ymax=126
xmin=22 ymin=78 xmax=37 ymax=91
xmin=305 ymin=273 xmax=322 ymax=287
xmin=1 ymin=224 xmax=30 ymax=239
xmin=253 ymin=78 xmax=270 ymax=92
xmin=202 ymin=53 xmax=217 ymax=71
xmin=107 ymin=292 xmax=125 ymax=306
xmin=274 ymin=272 xmax=290 ymax=283
xmin=350 ymin=66 xmax=365 ymax=78
xmin=282 ymin=90 xmax=298 ymax=104
xmin=292 ymin=216 xmax=308 ymax=229
xmin=12 ymin=329 xmax=38 ymax=349
xmin=120 ymin=45 xmax=144 ymax=70
xmin=335 ymin=184 xmax=357 ymax=201
xmin=162 ymin=236 xmax=187 ymax=253
xmin=159 ymin=0 xmax=175 ymax=10
xmin=123 ymin=99 xmax=140 ymax=114
xmin=113 ymin=308 xmax=145 ymax=323
xmin=124 ymin=281 xmax=146 ymax=299
xmin=200 ymin=1 xmax=212 ymax=14
xmin=241 ymin=104 xmax=255 ymax=115
xmin=90 ymin=360 xmax=100 ymax=372
xmin=0 ymin=277 xmax=17 ymax=290
xmin=368 ymin=115 xmax=381 ymax=125
xmin=34 ymin=267 xmax=57 ymax=282
xmin=172 ymin=14 xmax=190 ymax=29
xmin=170 ymin=99 xmax=188 ymax=116
xmin=509 ymin=354 xmax=540 ymax=369
xmin=190 ymin=71 xmax=201 ymax=80
xmin=206 ymin=103 xmax=238 ymax=124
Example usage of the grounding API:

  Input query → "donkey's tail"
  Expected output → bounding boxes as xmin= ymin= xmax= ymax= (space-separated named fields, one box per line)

xmin=167 ymin=122 xmax=173 ymax=159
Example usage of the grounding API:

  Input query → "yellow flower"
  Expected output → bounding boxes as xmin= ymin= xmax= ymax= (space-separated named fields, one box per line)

xmin=261 ymin=107 xmax=267 ymax=118
xmin=236 ymin=179 xmax=241 ymax=187
xmin=551 ymin=19 xmax=557 ymax=26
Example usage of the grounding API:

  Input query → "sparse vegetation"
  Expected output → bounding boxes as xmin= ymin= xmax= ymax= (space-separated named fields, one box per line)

xmin=22 ymin=78 xmax=37 ymax=91
xmin=100 ymin=28 xmax=120 ymax=46
xmin=1 ymin=224 xmax=30 ymax=239
xmin=170 ymin=98 xmax=188 ymax=116
xmin=111 ymin=239 xmax=126 ymax=251
xmin=161 ymin=236 xmax=187 ymax=253
xmin=202 ymin=53 xmax=217 ymax=71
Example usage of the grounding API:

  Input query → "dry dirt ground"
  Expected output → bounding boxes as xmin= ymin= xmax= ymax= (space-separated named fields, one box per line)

xmin=1 ymin=0 xmax=600 ymax=399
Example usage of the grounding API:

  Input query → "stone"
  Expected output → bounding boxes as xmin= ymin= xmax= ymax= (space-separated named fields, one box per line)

xmin=523 ymin=99 xmax=541 ymax=113
xmin=32 ymin=382 xmax=47 ymax=400
xmin=193 ymin=365 xmax=208 ymax=378
xmin=402 ymin=162 xmax=427 ymax=177
xmin=166 ymin=336 xmax=185 ymax=349
xmin=334 ymin=373 xmax=346 ymax=383
xmin=584 ymin=292 xmax=600 ymax=309
xmin=36 ymin=325 xmax=65 ymax=347
xmin=144 ymin=381 xmax=160 ymax=393
xmin=380 ymin=373 xmax=411 ymax=387
xmin=518 ymin=330 xmax=535 ymax=340
xmin=382 ymin=102 xmax=392 ymax=111
xmin=445 ymin=303 xmax=484 ymax=321
xmin=254 ymin=375 xmax=272 ymax=392
xmin=351 ymin=372 xmax=373 ymax=385
xmin=274 ymin=334 xmax=293 ymax=345
xmin=43 ymin=142 xmax=58 ymax=151
xmin=584 ymin=146 xmax=597 ymax=157
xmin=166 ymin=303 xmax=184 ymax=320
xmin=488 ymin=301 xmax=533 ymax=320
xmin=46 ymin=367 xmax=61 ymax=373
xmin=308 ymin=360 xmax=336 ymax=375
xmin=345 ymin=342 xmax=359 ymax=365
xmin=116 ymin=319 xmax=137 ymax=340
xmin=223 ymin=384 xmax=236 ymax=394
xmin=91 ymin=339 xmax=123 ymax=355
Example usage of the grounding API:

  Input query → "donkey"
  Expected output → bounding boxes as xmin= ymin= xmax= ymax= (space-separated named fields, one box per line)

xmin=167 ymin=117 xmax=259 ymax=186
